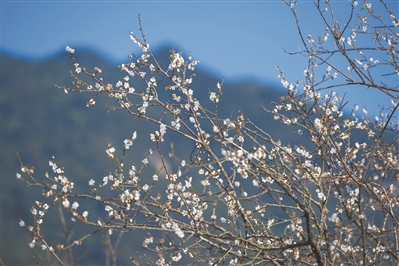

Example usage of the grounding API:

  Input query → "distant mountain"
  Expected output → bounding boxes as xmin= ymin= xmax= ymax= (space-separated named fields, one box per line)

xmin=2 ymin=48 xmax=292 ymax=264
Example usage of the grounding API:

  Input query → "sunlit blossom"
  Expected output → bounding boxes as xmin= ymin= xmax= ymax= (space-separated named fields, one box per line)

xmin=65 ymin=46 xmax=75 ymax=53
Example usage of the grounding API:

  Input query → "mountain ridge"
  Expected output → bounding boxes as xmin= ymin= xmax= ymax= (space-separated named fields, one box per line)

xmin=1 ymin=48 xmax=286 ymax=265
xmin=1 ymin=44 xmax=280 ymax=87
xmin=2 ymin=45 xmax=391 ymax=265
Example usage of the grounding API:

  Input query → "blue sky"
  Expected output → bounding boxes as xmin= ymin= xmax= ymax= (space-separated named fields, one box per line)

xmin=2 ymin=0 xmax=398 ymax=116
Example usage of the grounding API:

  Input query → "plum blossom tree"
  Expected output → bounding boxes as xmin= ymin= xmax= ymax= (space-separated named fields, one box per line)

xmin=17 ymin=1 xmax=398 ymax=265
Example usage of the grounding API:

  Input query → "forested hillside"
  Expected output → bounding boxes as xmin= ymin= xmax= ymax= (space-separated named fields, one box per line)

xmin=2 ymin=49 xmax=287 ymax=264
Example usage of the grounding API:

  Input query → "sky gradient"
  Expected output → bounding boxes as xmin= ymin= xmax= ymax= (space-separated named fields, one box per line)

xmin=2 ymin=0 xmax=398 ymax=116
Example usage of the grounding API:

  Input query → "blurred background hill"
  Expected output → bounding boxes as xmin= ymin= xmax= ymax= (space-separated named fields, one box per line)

xmin=1 ymin=47 xmax=294 ymax=264
xmin=2 ymin=43 xmax=395 ymax=265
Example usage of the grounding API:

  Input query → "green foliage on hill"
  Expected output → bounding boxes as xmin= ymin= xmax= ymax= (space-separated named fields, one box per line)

xmin=2 ymin=49 xmax=287 ymax=264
